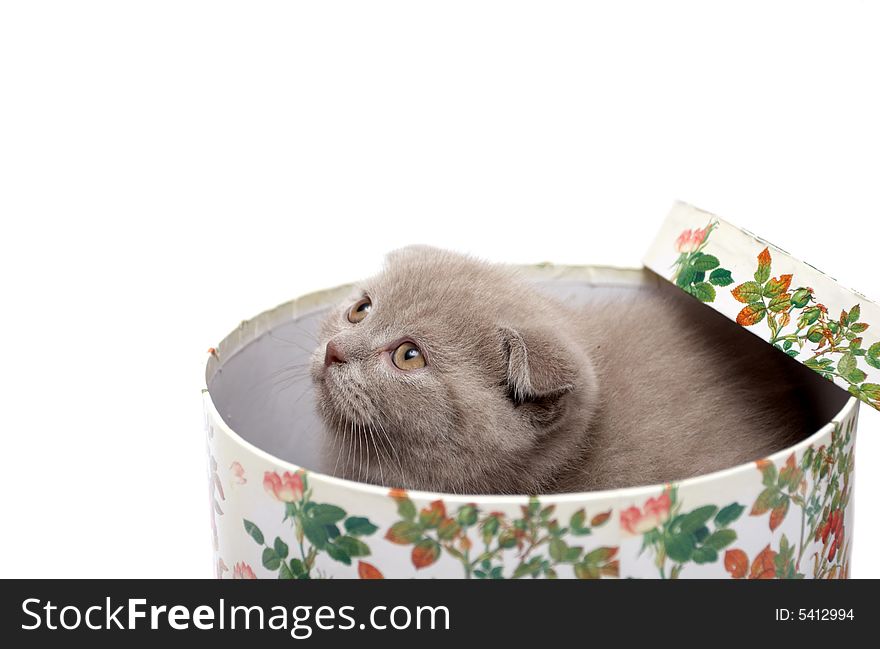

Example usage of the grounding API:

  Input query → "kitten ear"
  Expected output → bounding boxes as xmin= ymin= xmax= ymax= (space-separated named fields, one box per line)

xmin=499 ymin=325 xmax=577 ymax=402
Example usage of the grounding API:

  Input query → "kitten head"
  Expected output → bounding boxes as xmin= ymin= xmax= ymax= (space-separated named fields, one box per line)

xmin=310 ymin=246 xmax=599 ymax=494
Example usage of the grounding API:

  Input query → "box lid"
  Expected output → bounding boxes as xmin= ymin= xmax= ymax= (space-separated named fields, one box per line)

xmin=643 ymin=201 xmax=880 ymax=412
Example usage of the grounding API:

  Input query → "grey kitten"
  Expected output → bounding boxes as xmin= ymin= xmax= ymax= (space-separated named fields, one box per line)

xmin=310 ymin=246 xmax=823 ymax=494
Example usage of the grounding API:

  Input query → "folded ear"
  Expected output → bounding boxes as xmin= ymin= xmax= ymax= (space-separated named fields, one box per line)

xmin=499 ymin=325 xmax=578 ymax=402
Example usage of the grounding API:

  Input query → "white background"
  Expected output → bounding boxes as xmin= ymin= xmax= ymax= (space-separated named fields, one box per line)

xmin=1 ymin=1 xmax=878 ymax=578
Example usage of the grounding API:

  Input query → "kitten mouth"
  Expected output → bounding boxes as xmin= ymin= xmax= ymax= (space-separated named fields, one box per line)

xmin=316 ymin=375 xmax=399 ymax=460
xmin=311 ymin=360 xmax=333 ymax=383
xmin=316 ymin=373 xmax=371 ymax=431
xmin=316 ymin=380 xmax=403 ymax=486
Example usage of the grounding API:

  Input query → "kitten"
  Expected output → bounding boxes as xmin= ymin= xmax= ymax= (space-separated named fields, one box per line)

xmin=310 ymin=246 xmax=822 ymax=494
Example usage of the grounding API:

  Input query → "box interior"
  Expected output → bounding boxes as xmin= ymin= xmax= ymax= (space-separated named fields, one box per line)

xmin=207 ymin=270 xmax=850 ymax=478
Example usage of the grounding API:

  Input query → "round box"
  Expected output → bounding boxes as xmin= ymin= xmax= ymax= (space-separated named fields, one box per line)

xmin=203 ymin=265 xmax=857 ymax=579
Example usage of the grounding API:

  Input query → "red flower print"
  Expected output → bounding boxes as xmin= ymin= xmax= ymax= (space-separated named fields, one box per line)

xmin=816 ymin=509 xmax=845 ymax=562
xmin=232 ymin=562 xmax=256 ymax=579
xmin=620 ymin=490 xmax=672 ymax=535
xmin=230 ymin=461 xmax=246 ymax=485
xmin=263 ymin=471 xmax=304 ymax=503
xmin=675 ymin=226 xmax=709 ymax=254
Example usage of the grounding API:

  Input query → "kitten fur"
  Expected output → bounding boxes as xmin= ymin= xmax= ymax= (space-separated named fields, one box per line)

xmin=310 ymin=246 xmax=822 ymax=494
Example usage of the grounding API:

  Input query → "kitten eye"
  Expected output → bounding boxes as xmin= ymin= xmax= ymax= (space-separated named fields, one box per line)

xmin=392 ymin=341 xmax=426 ymax=370
xmin=347 ymin=297 xmax=372 ymax=323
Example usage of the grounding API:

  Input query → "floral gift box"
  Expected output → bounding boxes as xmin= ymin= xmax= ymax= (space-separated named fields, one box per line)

xmin=203 ymin=202 xmax=871 ymax=579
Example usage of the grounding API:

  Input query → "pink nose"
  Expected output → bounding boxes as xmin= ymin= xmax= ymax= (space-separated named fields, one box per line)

xmin=324 ymin=340 xmax=347 ymax=366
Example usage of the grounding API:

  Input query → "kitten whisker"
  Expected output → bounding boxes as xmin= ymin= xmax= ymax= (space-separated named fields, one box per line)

xmin=261 ymin=362 xmax=312 ymax=382
xmin=367 ymin=424 xmax=385 ymax=486
xmin=265 ymin=373 xmax=312 ymax=401
xmin=356 ymin=421 xmax=365 ymax=483
xmin=243 ymin=364 xmax=311 ymax=399
xmin=363 ymin=423 xmax=372 ymax=483
xmin=331 ymin=410 xmax=345 ymax=474
xmin=353 ymin=423 xmax=360 ymax=479
xmin=238 ymin=365 xmax=311 ymax=412
xmin=354 ymin=421 xmax=361 ymax=482
xmin=267 ymin=331 xmax=320 ymax=355
xmin=375 ymin=418 xmax=405 ymax=478
xmin=370 ymin=422 xmax=395 ymax=484
xmin=289 ymin=382 xmax=316 ymax=408
xmin=279 ymin=323 xmax=320 ymax=344
xmin=345 ymin=416 xmax=355 ymax=478
xmin=330 ymin=411 xmax=345 ymax=477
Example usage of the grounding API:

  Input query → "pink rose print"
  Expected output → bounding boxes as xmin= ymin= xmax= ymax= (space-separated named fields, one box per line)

xmin=675 ymin=229 xmax=695 ymax=253
xmin=669 ymin=220 xmax=729 ymax=304
xmin=230 ymin=461 xmax=247 ymax=485
xmin=620 ymin=491 xmax=671 ymax=535
xmin=263 ymin=470 xmax=305 ymax=503
xmin=674 ymin=226 xmax=709 ymax=254
xmin=232 ymin=562 xmax=257 ymax=579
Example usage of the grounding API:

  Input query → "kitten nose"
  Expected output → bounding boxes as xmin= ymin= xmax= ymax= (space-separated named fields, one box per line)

xmin=324 ymin=340 xmax=347 ymax=366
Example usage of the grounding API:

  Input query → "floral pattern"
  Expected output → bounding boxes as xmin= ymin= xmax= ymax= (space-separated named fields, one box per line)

xmin=230 ymin=461 xmax=247 ymax=485
xmin=204 ymin=383 xmax=856 ymax=580
xmin=626 ymin=486 xmax=745 ymax=579
xmin=659 ymin=204 xmax=879 ymax=413
xmin=264 ymin=470 xmax=304 ymax=503
xmin=383 ymin=491 xmax=617 ymax=579
xmin=204 ymin=323 xmax=857 ymax=578
xmin=209 ymin=405 xmax=854 ymax=580
xmin=671 ymin=221 xmax=734 ymax=302
xmin=207 ymin=452 xmax=224 ymax=553
xmin=620 ymin=491 xmax=671 ymax=535
xmin=243 ymin=470 xmax=382 ymax=579
xmin=723 ymin=413 xmax=854 ymax=579
xmin=729 ymin=247 xmax=880 ymax=410
xmin=232 ymin=562 xmax=256 ymax=579
xmin=215 ymin=414 xmax=853 ymax=579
